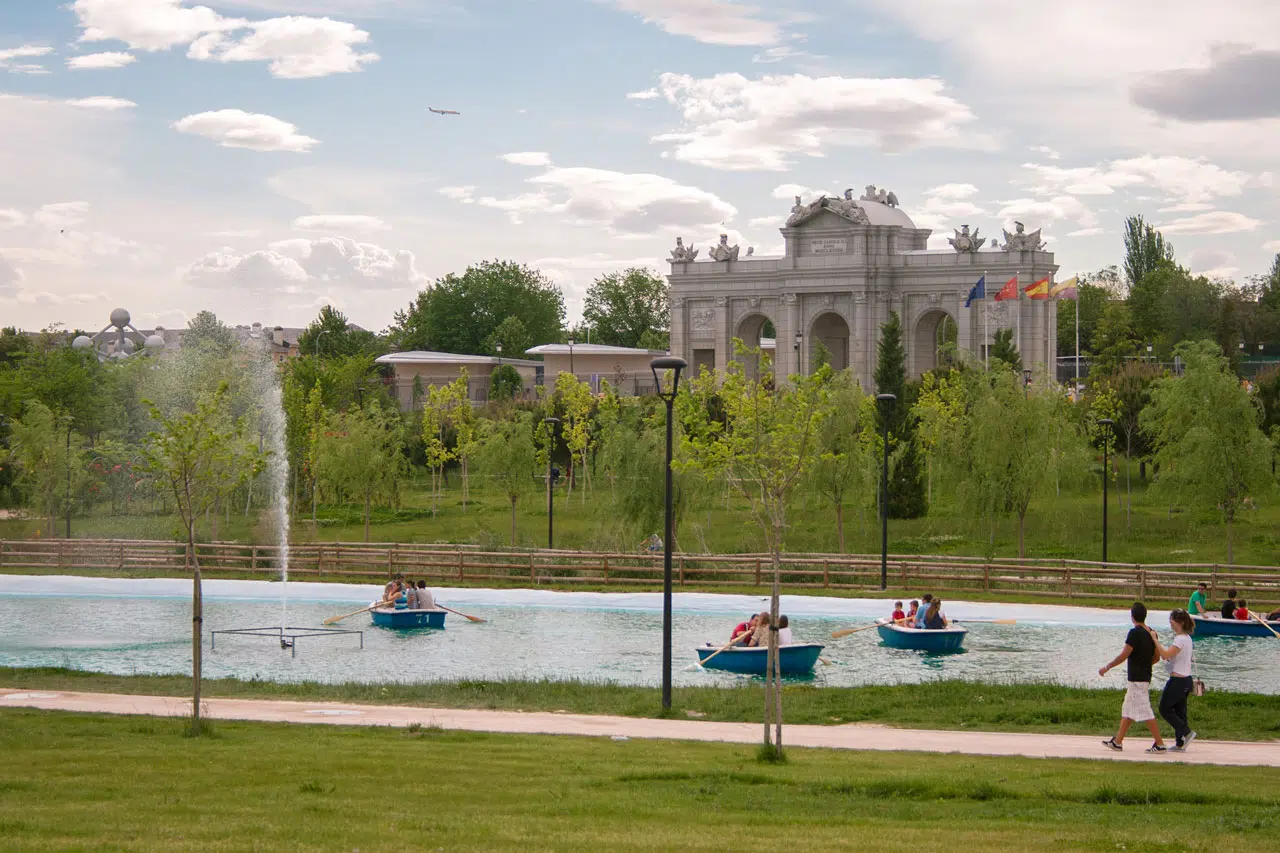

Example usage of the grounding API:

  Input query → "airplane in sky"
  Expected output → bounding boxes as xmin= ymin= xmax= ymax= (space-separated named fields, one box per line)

xmin=428 ymin=107 xmax=460 ymax=115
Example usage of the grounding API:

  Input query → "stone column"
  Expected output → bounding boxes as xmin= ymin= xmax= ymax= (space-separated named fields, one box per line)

xmin=714 ymin=296 xmax=730 ymax=373
xmin=669 ymin=296 xmax=685 ymax=361
xmin=785 ymin=292 xmax=802 ymax=376
xmin=956 ymin=289 xmax=972 ymax=363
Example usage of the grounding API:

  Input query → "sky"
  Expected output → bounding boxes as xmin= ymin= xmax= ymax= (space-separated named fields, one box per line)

xmin=2 ymin=0 xmax=1280 ymax=336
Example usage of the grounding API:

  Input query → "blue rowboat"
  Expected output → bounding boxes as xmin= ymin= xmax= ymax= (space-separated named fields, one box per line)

xmin=694 ymin=643 xmax=824 ymax=675
xmin=371 ymin=606 xmax=446 ymax=629
xmin=1191 ymin=614 xmax=1280 ymax=639
xmin=876 ymin=618 xmax=966 ymax=653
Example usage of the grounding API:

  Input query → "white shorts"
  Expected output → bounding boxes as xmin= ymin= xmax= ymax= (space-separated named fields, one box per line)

xmin=1121 ymin=681 xmax=1154 ymax=722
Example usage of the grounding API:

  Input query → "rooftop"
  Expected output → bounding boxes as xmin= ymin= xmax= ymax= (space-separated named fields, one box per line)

xmin=376 ymin=350 xmax=540 ymax=367
xmin=525 ymin=343 xmax=669 ymax=357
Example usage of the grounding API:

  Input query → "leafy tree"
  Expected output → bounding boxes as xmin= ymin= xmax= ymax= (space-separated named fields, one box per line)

xmin=1141 ymin=340 xmax=1273 ymax=563
xmin=636 ymin=328 xmax=670 ymax=351
xmin=475 ymin=413 xmax=537 ymax=545
xmin=555 ymin=373 xmax=594 ymax=498
xmin=484 ymin=315 xmax=532 ymax=358
xmin=912 ymin=369 xmax=966 ymax=506
xmin=678 ymin=344 xmax=832 ymax=757
xmin=1097 ymin=362 xmax=1160 ymax=526
xmin=1089 ymin=301 xmax=1141 ymax=375
xmin=313 ymin=403 xmax=407 ymax=541
xmin=1055 ymin=277 xmax=1112 ymax=359
xmin=808 ymin=373 xmax=875 ymax=551
xmin=874 ymin=312 xmax=926 ymax=518
xmin=297 ymin=305 xmax=380 ymax=359
xmin=184 ymin=310 xmax=238 ymax=357
xmin=388 ymin=260 xmax=565 ymax=355
xmin=989 ymin=327 xmax=1022 ymax=374
xmin=1256 ymin=253 xmax=1280 ymax=312
xmin=420 ymin=383 xmax=455 ymax=516
xmin=13 ymin=342 xmax=115 ymax=440
xmin=1123 ymin=215 xmax=1175 ymax=293
xmin=490 ymin=364 xmax=523 ymax=401
xmin=583 ymin=268 xmax=669 ymax=349
xmin=7 ymin=402 xmax=86 ymax=536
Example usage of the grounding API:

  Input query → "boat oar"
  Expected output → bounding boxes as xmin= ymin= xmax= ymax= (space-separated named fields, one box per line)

xmin=688 ymin=630 xmax=752 ymax=670
xmin=831 ymin=618 xmax=906 ymax=639
xmin=952 ymin=619 xmax=1018 ymax=625
xmin=323 ymin=601 xmax=390 ymax=626
xmin=1251 ymin=612 xmax=1280 ymax=640
xmin=436 ymin=604 xmax=487 ymax=624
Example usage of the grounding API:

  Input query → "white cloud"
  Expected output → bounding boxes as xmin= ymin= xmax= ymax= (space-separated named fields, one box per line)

xmin=0 ymin=255 xmax=24 ymax=292
xmin=73 ymin=0 xmax=376 ymax=79
xmin=173 ymin=109 xmax=318 ymax=152
xmin=187 ymin=16 xmax=378 ymax=79
xmin=473 ymin=164 xmax=737 ymax=235
xmin=185 ymin=235 xmax=425 ymax=292
xmin=65 ymin=96 xmax=137 ymax=110
xmin=1264 ymin=240 xmax=1280 ymax=252
xmin=1066 ymin=227 xmax=1105 ymax=238
xmin=292 ymin=214 xmax=387 ymax=233
xmin=268 ymin=165 xmax=426 ymax=211
xmin=748 ymin=215 xmax=782 ymax=228
xmin=437 ymin=185 xmax=476 ymax=203
xmin=611 ymin=0 xmax=780 ymax=47
xmin=33 ymin=202 xmax=93 ymax=229
xmin=996 ymin=196 xmax=1097 ymax=231
xmin=640 ymin=72 xmax=981 ymax=170
xmin=208 ymin=229 xmax=262 ymax=238
xmin=1187 ymin=248 xmax=1237 ymax=280
xmin=0 ymin=209 xmax=27 ymax=228
xmin=0 ymin=45 xmax=54 ymax=75
xmin=1030 ymin=145 xmax=1060 ymax=160
xmin=626 ymin=88 xmax=659 ymax=100
xmin=502 ymin=151 xmax=552 ymax=167
xmin=1155 ymin=210 xmax=1262 ymax=235
xmin=1021 ymin=155 xmax=1252 ymax=205
xmin=770 ymin=183 xmax=836 ymax=201
xmin=67 ymin=51 xmax=137 ymax=69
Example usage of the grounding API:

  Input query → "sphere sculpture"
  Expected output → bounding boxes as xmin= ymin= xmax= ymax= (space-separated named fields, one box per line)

xmin=76 ymin=308 xmax=164 ymax=362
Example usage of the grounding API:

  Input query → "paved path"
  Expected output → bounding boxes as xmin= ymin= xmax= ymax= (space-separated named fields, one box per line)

xmin=3 ymin=688 xmax=1278 ymax=767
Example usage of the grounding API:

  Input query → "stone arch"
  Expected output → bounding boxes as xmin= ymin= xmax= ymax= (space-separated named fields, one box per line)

xmin=913 ymin=309 xmax=958 ymax=376
xmin=734 ymin=312 xmax=776 ymax=380
xmin=809 ymin=311 xmax=850 ymax=371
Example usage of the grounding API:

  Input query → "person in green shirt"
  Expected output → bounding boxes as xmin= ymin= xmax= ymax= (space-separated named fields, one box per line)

xmin=1187 ymin=582 xmax=1208 ymax=616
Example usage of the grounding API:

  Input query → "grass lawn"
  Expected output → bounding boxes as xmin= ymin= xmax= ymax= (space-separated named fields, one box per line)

xmin=0 ymin=708 xmax=1276 ymax=852
xmin=4 ymin=458 xmax=1279 ymax=566
xmin=7 ymin=668 xmax=1280 ymax=742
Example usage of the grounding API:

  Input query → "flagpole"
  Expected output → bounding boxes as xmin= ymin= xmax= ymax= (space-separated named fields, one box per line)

xmin=983 ymin=270 xmax=989 ymax=370
xmin=1074 ymin=291 xmax=1080 ymax=385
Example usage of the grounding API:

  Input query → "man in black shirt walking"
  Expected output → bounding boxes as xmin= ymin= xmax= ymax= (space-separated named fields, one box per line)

xmin=1099 ymin=601 xmax=1169 ymax=754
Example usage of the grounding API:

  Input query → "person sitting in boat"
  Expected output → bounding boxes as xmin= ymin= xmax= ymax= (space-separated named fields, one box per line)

xmin=1234 ymin=599 xmax=1250 ymax=620
xmin=1268 ymin=608 xmax=1280 ymax=622
xmin=1187 ymin=582 xmax=1208 ymax=617
xmin=913 ymin=594 xmax=934 ymax=629
xmin=384 ymin=574 xmax=406 ymax=602
xmin=404 ymin=581 xmax=419 ymax=609
xmin=891 ymin=601 xmax=906 ymax=622
xmin=1220 ymin=589 xmax=1238 ymax=619
xmin=748 ymin=612 xmax=772 ymax=647
xmin=905 ymin=600 xmax=920 ymax=623
xmin=416 ymin=580 xmax=435 ymax=609
xmin=730 ymin=615 xmax=756 ymax=646
xmin=777 ymin=615 xmax=793 ymax=646
xmin=922 ymin=599 xmax=949 ymax=630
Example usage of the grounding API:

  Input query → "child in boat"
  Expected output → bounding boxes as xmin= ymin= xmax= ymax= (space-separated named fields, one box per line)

xmin=1220 ymin=589 xmax=1237 ymax=619
xmin=416 ymin=580 xmax=435 ymax=609
xmin=777 ymin=615 xmax=793 ymax=645
xmin=404 ymin=582 xmax=419 ymax=609
xmin=905 ymin=600 xmax=919 ymax=622
xmin=730 ymin=615 xmax=755 ymax=645
xmin=383 ymin=574 xmax=405 ymax=602
xmin=1234 ymin=599 xmax=1250 ymax=620
xmin=748 ymin=612 xmax=772 ymax=647
xmin=891 ymin=601 xmax=906 ymax=622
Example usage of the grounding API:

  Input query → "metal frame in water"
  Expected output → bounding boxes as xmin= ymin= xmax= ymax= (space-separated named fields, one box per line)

xmin=209 ymin=626 xmax=363 ymax=658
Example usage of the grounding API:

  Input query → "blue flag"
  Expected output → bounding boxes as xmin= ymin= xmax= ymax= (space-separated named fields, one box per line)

xmin=964 ymin=275 xmax=986 ymax=308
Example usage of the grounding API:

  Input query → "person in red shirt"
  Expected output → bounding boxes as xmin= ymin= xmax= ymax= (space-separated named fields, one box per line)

xmin=730 ymin=615 xmax=757 ymax=645
xmin=1234 ymin=599 xmax=1250 ymax=620
xmin=905 ymin=599 xmax=920 ymax=622
xmin=891 ymin=601 xmax=906 ymax=622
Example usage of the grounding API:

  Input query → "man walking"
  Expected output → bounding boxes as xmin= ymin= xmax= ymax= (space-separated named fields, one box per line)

xmin=1099 ymin=602 xmax=1168 ymax=754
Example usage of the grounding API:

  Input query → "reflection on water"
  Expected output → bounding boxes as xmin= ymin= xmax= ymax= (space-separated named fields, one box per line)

xmin=1 ymin=594 xmax=1276 ymax=694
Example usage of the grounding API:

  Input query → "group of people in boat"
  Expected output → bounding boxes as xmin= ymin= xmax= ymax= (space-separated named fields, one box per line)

xmin=728 ymin=612 xmax=794 ymax=647
xmin=380 ymin=574 xmax=436 ymax=610
xmin=889 ymin=594 xmax=949 ymax=629
xmin=1185 ymin=582 xmax=1280 ymax=622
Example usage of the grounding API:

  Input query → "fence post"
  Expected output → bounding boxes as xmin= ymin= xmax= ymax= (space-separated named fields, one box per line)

xmin=983 ymin=563 xmax=990 ymax=592
xmin=1065 ymin=565 xmax=1073 ymax=598
xmin=530 ymin=552 xmax=536 ymax=582
xmin=387 ymin=546 xmax=395 ymax=579
xmin=900 ymin=560 xmax=908 ymax=590
xmin=57 ymin=538 xmax=65 ymax=570
xmin=823 ymin=559 xmax=829 ymax=589
xmin=602 ymin=556 xmax=609 ymax=585
xmin=250 ymin=545 xmax=258 ymax=574
xmin=679 ymin=556 xmax=685 ymax=586
xmin=1210 ymin=565 xmax=1218 ymax=598
xmin=755 ymin=558 xmax=761 ymax=586
xmin=118 ymin=542 xmax=125 ymax=571
xmin=1138 ymin=566 xmax=1146 ymax=600
xmin=457 ymin=549 xmax=464 ymax=581
xmin=317 ymin=546 xmax=325 ymax=579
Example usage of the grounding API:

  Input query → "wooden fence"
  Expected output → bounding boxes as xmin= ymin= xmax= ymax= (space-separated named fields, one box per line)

xmin=3 ymin=538 xmax=1279 ymax=605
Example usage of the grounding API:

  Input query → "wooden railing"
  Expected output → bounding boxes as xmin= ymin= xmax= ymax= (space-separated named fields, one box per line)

xmin=2 ymin=538 xmax=1278 ymax=604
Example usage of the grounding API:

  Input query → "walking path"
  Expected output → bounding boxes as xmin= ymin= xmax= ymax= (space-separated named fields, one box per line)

xmin=3 ymin=688 xmax=1278 ymax=767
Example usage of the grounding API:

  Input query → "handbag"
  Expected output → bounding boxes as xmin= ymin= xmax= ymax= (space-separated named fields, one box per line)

xmin=1192 ymin=678 xmax=1206 ymax=697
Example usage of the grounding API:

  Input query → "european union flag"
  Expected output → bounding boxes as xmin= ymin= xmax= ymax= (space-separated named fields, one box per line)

xmin=964 ymin=275 xmax=986 ymax=308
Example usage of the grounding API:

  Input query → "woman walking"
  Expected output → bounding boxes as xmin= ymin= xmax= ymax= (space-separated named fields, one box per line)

xmin=1156 ymin=609 xmax=1197 ymax=752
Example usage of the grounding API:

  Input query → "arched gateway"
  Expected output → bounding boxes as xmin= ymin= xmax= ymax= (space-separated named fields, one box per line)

xmin=667 ymin=187 xmax=1059 ymax=387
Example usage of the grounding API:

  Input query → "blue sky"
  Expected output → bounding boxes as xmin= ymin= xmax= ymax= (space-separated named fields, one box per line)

xmin=2 ymin=0 xmax=1279 ymax=334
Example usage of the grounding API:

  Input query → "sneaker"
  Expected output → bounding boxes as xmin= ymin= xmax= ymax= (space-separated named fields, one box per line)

xmin=1170 ymin=742 xmax=1185 ymax=753
xmin=1184 ymin=731 xmax=1197 ymax=748
xmin=1102 ymin=737 xmax=1123 ymax=751
xmin=1146 ymin=744 xmax=1168 ymax=754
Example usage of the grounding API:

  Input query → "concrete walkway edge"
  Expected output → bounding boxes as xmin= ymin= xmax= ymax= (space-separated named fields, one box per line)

xmin=3 ymin=688 xmax=1278 ymax=767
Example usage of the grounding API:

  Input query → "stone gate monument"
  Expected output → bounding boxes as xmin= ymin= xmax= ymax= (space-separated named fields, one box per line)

xmin=667 ymin=186 xmax=1058 ymax=388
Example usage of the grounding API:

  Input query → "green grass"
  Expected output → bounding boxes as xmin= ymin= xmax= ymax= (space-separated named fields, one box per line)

xmin=6 ymin=668 xmax=1279 ymax=742
xmin=4 ymin=458 xmax=1279 ymax=566
xmin=0 ymin=708 xmax=1277 ymax=852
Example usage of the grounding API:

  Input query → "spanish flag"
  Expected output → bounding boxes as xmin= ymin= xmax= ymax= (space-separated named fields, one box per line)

xmin=1050 ymin=276 xmax=1078 ymax=300
xmin=1024 ymin=277 xmax=1050 ymax=300
xmin=994 ymin=274 xmax=1018 ymax=301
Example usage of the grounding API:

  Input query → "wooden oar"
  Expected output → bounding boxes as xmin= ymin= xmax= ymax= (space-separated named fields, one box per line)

xmin=436 ymin=604 xmax=487 ymax=624
xmin=323 ymin=600 xmax=391 ymax=626
xmin=952 ymin=619 xmax=1018 ymax=625
xmin=691 ymin=630 xmax=753 ymax=669
xmin=1251 ymin=611 xmax=1280 ymax=640
xmin=831 ymin=618 xmax=906 ymax=639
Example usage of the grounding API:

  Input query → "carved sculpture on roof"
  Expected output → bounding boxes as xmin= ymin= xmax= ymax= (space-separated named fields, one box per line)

xmin=786 ymin=192 xmax=869 ymax=227
xmin=669 ymin=236 xmax=699 ymax=262
xmin=709 ymin=233 xmax=740 ymax=262
xmin=947 ymin=224 xmax=986 ymax=253
xmin=859 ymin=185 xmax=901 ymax=208
xmin=1000 ymin=221 xmax=1045 ymax=251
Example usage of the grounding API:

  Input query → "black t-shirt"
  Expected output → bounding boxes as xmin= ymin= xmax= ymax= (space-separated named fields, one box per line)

xmin=1221 ymin=599 xmax=1236 ymax=619
xmin=1125 ymin=626 xmax=1155 ymax=683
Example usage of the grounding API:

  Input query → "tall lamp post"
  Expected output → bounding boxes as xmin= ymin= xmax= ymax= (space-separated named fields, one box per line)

xmin=568 ymin=337 xmax=575 ymax=376
xmin=1098 ymin=418 xmax=1114 ymax=563
xmin=543 ymin=417 xmax=559 ymax=549
xmin=64 ymin=417 xmax=73 ymax=539
xmin=651 ymin=355 xmax=687 ymax=711
xmin=876 ymin=393 xmax=896 ymax=590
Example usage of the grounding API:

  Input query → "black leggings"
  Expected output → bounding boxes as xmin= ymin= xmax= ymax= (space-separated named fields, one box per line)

xmin=1159 ymin=676 xmax=1193 ymax=741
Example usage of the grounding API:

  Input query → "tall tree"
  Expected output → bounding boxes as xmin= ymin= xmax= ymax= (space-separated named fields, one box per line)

xmin=912 ymin=368 xmax=966 ymax=506
xmin=874 ymin=312 xmax=927 ymax=518
xmin=184 ymin=310 xmax=238 ymax=357
xmin=7 ymin=402 xmax=86 ymax=536
xmin=1055 ymin=279 xmax=1112 ymax=358
xmin=484 ymin=316 xmax=532 ymax=358
xmin=297 ymin=305 xmax=380 ymax=359
xmin=583 ymin=268 xmax=669 ymax=349
xmin=476 ymin=413 xmax=537 ymax=545
xmin=387 ymin=260 xmax=565 ymax=355
xmin=989 ymin=327 xmax=1022 ymax=373
xmin=313 ymin=403 xmax=407 ymax=541
xmin=1097 ymin=361 xmax=1161 ymax=529
xmin=1141 ymin=340 xmax=1273 ymax=563
xmin=1123 ymin=215 xmax=1175 ymax=292
xmin=808 ymin=373 xmax=875 ymax=551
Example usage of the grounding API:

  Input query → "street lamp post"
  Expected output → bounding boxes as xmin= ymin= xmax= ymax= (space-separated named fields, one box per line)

xmin=568 ymin=338 xmax=575 ymax=377
xmin=1098 ymin=418 xmax=1114 ymax=563
xmin=65 ymin=419 xmax=73 ymax=539
xmin=316 ymin=329 xmax=332 ymax=357
xmin=876 ymin=393 xmax=896 ymax=590
xmin=496 ymin=343 xmax=502 ymax=365
xmin=650 ymin=356 xmax=687 ymax=711
xmin=544 ymin=417 xmax=560 ymax=549
xmin=1146 ymin=343 xmax=1153 ymax=362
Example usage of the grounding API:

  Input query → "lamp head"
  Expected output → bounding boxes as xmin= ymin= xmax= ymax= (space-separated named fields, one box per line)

xmin=1097 ymin=418 xmax=1115 ymax=427
xmin=650 ymin=356 xmax=688 ymax=401
xmin=875 ymin=393 xmax=897 ymax=405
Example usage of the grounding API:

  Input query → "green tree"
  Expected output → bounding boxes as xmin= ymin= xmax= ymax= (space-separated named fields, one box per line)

xmin=484 ymin=316 xmax=532 ymax=358
xmin=1089 ymin=301 xmax=1140 ymax=376
xmin=297 ymin=305 xmax=380 ymax=359
xmin=678 ymin=344 xmax=832 ymax=757
xmin=989 ymin=327 xmax=1022 ymax=373
xmin=912 ymin=369 xmax=966 ymax=506
xmin=314 ymin=403 xmax=407 ymax=541
xmin=555 ymin=372 xmax=594 ymax=499
xmin=582 ymin=268 xmax=669 ymax=349
xmin=183 ymin=310 xmax=238 ymax=357
xmin=1141 ymin=340 xmax=1273 ymax=563
xmin=490 ymin=364 xmax=523 ymax=401
xmin=7 ymin=402 xmax=86 ymax=536
xmin=1055 ymin=277 xmax=1112 ymax=359
xmin=874 ymin=312 xmax=927 ymax=518
xmin=808 ymin=373 xmax=875 ymax=551
xmin=421 ymin=382 xmax=456 ymax=515
xmin=388 ymin=260 xmax=565 ymax=355
xmin=1123 ymin=215 xmax=1175 ymax=293
xmin=1097 ymin=361 xmax=1160 ymax=526
xmin=475 ymin=413 xmax=537 ymax=545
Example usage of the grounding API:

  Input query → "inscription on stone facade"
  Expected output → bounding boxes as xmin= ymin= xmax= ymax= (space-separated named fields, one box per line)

xmin=809 ymin=238 xmax=848 ymax=255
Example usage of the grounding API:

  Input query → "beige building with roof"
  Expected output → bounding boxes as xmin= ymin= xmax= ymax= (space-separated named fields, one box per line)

xmin=667 ymin=186 xmax=1059 ymax=389
xmin=524 ymin=343 xmax=670 ymax=395
xmin=376 ymin=351 xmax=541 ymax=410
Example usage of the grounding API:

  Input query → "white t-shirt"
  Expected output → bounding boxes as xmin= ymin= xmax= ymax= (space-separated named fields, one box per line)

xmin=777 ymin=627 xmax=793 ymax=645
xmin=1165 ymin=633 xmax=1193 ymax=677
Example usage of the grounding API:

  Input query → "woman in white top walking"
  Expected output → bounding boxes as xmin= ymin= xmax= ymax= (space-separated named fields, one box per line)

xmin=1155 ymin=608 xmax=1197 ymax=752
